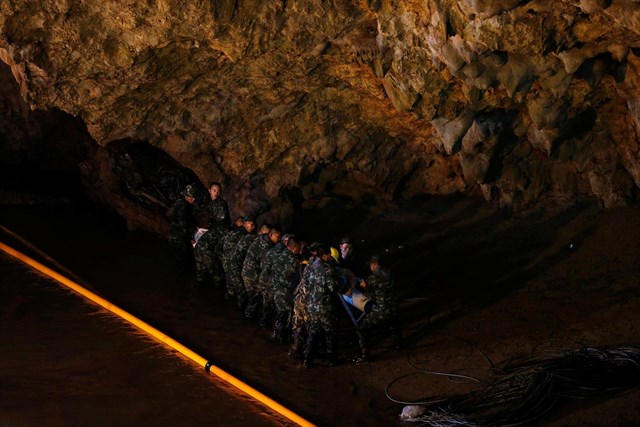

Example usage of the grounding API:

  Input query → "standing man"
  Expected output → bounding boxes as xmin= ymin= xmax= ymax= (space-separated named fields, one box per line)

xmin=229 ymin=218 xmax=257 ymax=310
xmin=216 ymin=217 xmax=245 ymax=299
xmin=304 ymin=245 xmax=340 ymax=368
xmin=194 ymin=222 xmax=223 ymax=288
xmin=207 ymin=182 xmax=231 ymax=237
xmin=168 ymin=185 xmax=197 ymax=275
xmin=242 ymin=224 xmax=278 ymax=321
xmin=353 ymin=255 xmax=400 ymax=363
xmin=271 ymin=237 xmax=301 ymax=343
xmin=259 ymin=233 xmax=293 ymax=330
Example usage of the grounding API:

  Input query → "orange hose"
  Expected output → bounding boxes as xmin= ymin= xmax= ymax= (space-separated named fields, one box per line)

xmin=0 ymin=241 xmax=315 ymax=427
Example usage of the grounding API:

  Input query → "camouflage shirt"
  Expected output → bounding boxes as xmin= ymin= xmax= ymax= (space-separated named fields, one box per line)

xmin=365 ymin=267 xmax=398 ymax=325
xmin=231 ymin=233 xmax=256 ymax=271
xmin=304 ymin=257 xmax=339 ymax=323
xmin=207 ymin=197 xmax=230 ymax=233
xmin=258 ymin=242 xmax=285 ymax=291
xmin=242 ymin=234 xmax=273 ymax=283
xmin=218 ymin=226 xmax=245 ymax=264
xmin=271 ymin=247 xmax=299 ymax=312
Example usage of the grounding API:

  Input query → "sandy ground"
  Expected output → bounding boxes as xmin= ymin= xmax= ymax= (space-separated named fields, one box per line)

xmin=1 ymin=196 xmax=639 ymax=426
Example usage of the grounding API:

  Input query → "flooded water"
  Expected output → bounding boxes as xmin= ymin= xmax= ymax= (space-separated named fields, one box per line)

xmin=0 ymin=254 xmax=285 ymax=427
xmin=0 ymin=203 xmax=401 ymax=427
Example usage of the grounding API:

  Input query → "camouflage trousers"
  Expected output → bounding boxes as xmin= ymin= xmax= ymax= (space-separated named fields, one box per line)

xmin=194 ymin=247 xmax=223 ymax=287
xmin=227 ymin=265 xmax=246 ymax=308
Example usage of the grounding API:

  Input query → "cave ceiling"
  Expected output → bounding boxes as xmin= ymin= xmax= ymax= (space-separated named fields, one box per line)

xmin=1 ymin=0 xmax=639 ymax=231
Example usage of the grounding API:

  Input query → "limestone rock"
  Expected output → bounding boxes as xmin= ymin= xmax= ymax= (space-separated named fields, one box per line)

xmin=1 ymin=0 xmax=639 ymax=232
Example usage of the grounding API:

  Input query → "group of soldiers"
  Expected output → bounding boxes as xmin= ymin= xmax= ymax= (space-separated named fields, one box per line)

xmin=168 ymin=182 xmax=400 ymax=367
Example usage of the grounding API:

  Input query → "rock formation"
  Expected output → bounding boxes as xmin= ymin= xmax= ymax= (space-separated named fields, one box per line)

xmin=1 ymin=0 xmax=639 ymax=232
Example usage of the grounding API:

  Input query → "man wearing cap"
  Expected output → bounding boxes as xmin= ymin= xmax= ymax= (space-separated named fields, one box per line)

xmin=168 ymin=184 xmax=197 ymax=275
xmin=353 ymin=255 xmax=400 ymax=363
xmin=289 ymin=241 xmax=320 ymax=359
xmin=258 ymin=232 xmax=292 ymax=328
xmin=303 ymin=245 xmax=340 ymax=367
xmin=242 ymin=225 xmax=279 ymax=321
xmin=269 ymin=237 xmax=301 ymax=343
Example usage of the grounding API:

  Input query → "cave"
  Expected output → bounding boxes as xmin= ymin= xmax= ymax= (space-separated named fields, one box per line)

xmin=1 ymin=2 xmax=639 ymax=426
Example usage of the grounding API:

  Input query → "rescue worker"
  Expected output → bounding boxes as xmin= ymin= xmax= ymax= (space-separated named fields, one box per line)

xmin=168 ymin=184 xmax=196 ymax=275
xmin=353 ymin=255 xmax=400 ymax=363
xmin=258 ymin=233 xmax=292 ymax=328
xmin=271 ymin=237 xmax=301 ymax=343
xmin=207 ymin=182 xmax=231 ymax=237
xmin=242 ymin=224 xmax=278 ymax=321
xmin=216 ymin=217 xmax=245 ymax=299
xmin=289 ymin=241 xmax=321 ymax=360
xmin=228 ymin=218 xmax=256 ymax=309
xmin=303 ymin=245 xmax=340 ymax=368
xmin=193 ymin=216 xmax=223 ymax=288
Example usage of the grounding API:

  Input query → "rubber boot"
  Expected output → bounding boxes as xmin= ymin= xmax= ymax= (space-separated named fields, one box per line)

xmin=319 ymin=334 xmax=336 ymax=367
xmin=289 ymin=330 xmax=304 ymax=360
xmin=303 ymin=333 xmax=317 ymax=368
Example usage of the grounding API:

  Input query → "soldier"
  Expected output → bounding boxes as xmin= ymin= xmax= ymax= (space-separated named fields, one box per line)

xmin=242 ymin=224 xmax=278 ymax=321
xmin=303 ymin=245 xmax=340 ymax=368
xmin=194 ymin=219 xmax=223 ymax=288
xmin=353 ymin=255 xmax=400 ymax=363
xmin=207 ymin=182 xmax=231 ymax=237
xmin=259 ymin=233 xmax=293 ymax=329
xmin=228 ymin=218 xmax=256 ymax=309
xmin=271 ymin=237 xmax=301 ymax=343
xmin=216 ymin=217 xmax=245 ymax=299
xmin=288 ymin=241 xmax=320 ymax=360
xmin=168 ymin=185 xmax=196 ymax=275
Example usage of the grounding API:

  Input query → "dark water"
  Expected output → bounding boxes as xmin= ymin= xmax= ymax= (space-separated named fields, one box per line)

xmin=0 ymin=254 xmax=283 ymax=427
xmin=0 ymin=204 xmax=401 ymax=427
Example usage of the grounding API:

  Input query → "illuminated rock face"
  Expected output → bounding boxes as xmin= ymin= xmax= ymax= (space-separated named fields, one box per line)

xmin=1 ymin=1 xmax=639 ymax=230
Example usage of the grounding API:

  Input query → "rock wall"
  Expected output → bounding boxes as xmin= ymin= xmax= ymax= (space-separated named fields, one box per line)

xmin=1 ymin=0 xmax=639 ymax=229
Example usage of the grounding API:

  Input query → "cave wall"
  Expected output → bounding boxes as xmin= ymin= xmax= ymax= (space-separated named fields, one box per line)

xmin=1 ymin=0 xmax=639 ymax=230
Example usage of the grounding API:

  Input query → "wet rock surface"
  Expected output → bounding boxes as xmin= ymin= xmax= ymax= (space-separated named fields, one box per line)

xmin=1 ymin=1 xmax=639 ymax=232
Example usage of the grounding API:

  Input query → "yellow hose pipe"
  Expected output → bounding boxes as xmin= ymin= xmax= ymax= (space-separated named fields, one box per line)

xmin=0 ymin=241 xmax=315 ymax=427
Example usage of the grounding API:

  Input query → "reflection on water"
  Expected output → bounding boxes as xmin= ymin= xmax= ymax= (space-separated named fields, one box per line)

xmin=0 ymin=254 xmax=286 ymax=427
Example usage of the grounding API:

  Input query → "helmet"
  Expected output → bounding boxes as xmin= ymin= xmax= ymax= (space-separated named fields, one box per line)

xmin=330 ymin=247 xmax=340 ymax=262
xmin=182 ymin=185 xmax=195 ymax=198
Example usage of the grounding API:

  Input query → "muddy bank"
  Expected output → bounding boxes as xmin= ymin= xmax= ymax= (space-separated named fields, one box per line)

xmin=1 ymin=195 xmax=639 ymax=426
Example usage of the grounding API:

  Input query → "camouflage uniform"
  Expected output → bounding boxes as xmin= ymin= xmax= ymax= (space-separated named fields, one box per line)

xmin=242 ymin=234 xmax=273 ymax=319
xmin=168 ymin=197 xmax=195 ymax=275
xmin=229 ymin=232 xmax=256 ymax=309
xmin=289 ymin=261 xmax=311 ymax=359
xmin=194 ymin=229 xmax=223 ymax=287
xmin=270 ymin=247 xmax=299 ymax=343
xmin=207 ymin=197 xmax=231 ymax=237
xmin=303 ymin=257 xmax=340 ymax=366
xmin=357 ymin=267 xmax=400 ymax=359
xmin=217 ymin=226 xmax=245 ymax=298
xmin=257 ymin=242 xmax=285 ymax=325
